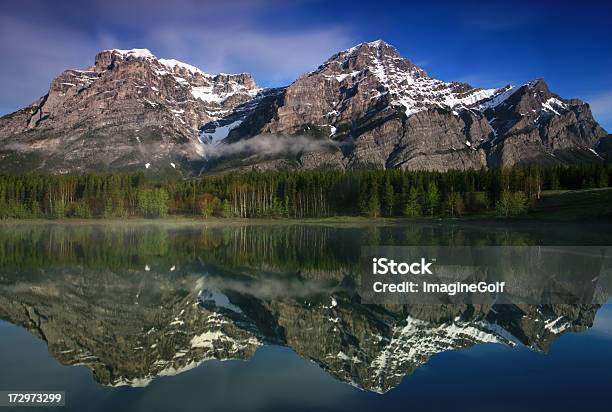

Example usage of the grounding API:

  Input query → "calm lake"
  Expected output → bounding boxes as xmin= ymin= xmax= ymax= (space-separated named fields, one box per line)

xmin=0 ymin=220 xmax=611 ymax=412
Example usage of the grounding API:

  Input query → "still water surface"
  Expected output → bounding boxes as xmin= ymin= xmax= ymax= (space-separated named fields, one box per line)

xmin=0 ymin=221 xmax=610 ymax=411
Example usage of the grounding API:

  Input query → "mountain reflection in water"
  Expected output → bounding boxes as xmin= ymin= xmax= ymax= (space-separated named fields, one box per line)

xmin=0 ymin=221 xmax=608 ymax=394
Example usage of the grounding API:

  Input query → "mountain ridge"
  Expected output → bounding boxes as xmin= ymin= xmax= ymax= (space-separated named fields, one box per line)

xmin=0 ymin=40 xmax=609 ymax=174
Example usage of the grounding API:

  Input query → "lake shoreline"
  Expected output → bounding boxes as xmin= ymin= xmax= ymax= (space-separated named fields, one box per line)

xmin=1 ymin=215 xmax=611 ymax=227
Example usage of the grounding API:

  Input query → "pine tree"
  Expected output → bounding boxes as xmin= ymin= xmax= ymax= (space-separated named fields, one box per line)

xmin=367 ymin=192 xmax=381 ymax=218
xmin=445 ymin=192 xmax=464 ymax=217
xmin=222 ymin=199 xmax=233 ymax=218
xmin=597 ymin=166 xmax=609 ymax=188
xmin=423 ymin=182 xmax=439 ymax=216
xmin=381 ymin=175 xmax=394 ymax=217
xmin=510 ymin=191 xmax=527 ymax=215
xmin=403 ymin=187 xmax=421 ymax=217
xmin=496 ymin=190 xmax=512 ymax=217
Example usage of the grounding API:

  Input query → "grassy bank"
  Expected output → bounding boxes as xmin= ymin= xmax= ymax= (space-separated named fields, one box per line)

xmin=527 ymin=187 xmax=612 ymax=221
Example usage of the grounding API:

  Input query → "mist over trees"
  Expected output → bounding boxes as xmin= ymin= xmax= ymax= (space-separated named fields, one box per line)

xmin=0 ymin=164 xmax=609 ymax=220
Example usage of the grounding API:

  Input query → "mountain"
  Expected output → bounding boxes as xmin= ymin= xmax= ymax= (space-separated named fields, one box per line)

xmin=213 ymin=40 xmax=608 ymax=171
xmin=0 ymin=41 xmax=609 ymax=174
xmin=0 ymin=48 xmax=261 ymax=174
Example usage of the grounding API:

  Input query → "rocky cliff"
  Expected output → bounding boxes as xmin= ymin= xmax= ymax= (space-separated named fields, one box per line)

xmin=0 ymin=48 xmax=261 ymax=174
xmin=0 ymin=41 xmax=608 ymax=174
xmin=214 ymin=41 xmax=608 ymax=171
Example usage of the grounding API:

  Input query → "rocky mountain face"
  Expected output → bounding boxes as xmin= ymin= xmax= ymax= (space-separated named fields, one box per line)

xmin=217 ymin=40 xmax=608 ymax=171
xmin=594 ymin=133 xmax=612 ymax=162
xmin=0 ymin=41 xmax=609 ymax=174
xmin=0 ymin=48 xmax=260 ymax=174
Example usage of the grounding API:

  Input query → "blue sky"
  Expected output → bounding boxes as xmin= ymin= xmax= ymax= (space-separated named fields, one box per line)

xmin=1 ymin=0 xmax=611 ymax=130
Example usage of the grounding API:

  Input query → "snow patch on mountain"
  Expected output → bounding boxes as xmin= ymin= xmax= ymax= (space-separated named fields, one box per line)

xmin=478 ymin=85 xmax=517 ymax=111
xmin=158 ymin=58 xmax=206 ymax=76
xmin=541 ymin=97 xmax=568 ymax=115
xmin=111 ymin=48 xmax=155 ymax=59
xmin=199 ymin=289 xmax=244 ymax=314
xmin=199 ymin=119 xmax=243 ymax=143
xmin=544 ymin=316 xmax=571 ymax=334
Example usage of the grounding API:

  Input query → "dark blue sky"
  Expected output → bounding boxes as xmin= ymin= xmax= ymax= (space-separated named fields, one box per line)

xmin=1 ymin=0 xmax=611 ymax=130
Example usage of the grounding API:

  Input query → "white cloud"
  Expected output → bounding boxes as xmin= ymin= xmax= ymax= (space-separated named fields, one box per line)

xmin=200 ymin=134 xmax=343 ymax=161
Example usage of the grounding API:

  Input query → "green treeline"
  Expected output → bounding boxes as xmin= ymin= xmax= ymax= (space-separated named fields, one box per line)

xmin=0 ymin=164 xmax=610 ymax=219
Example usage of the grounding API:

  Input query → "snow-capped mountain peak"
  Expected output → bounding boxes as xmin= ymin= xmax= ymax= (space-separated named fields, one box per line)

xmin=95 ymin=48 xmax=260 ymax=111
xmin=313 ymin=39 xmax=500 ymax=117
